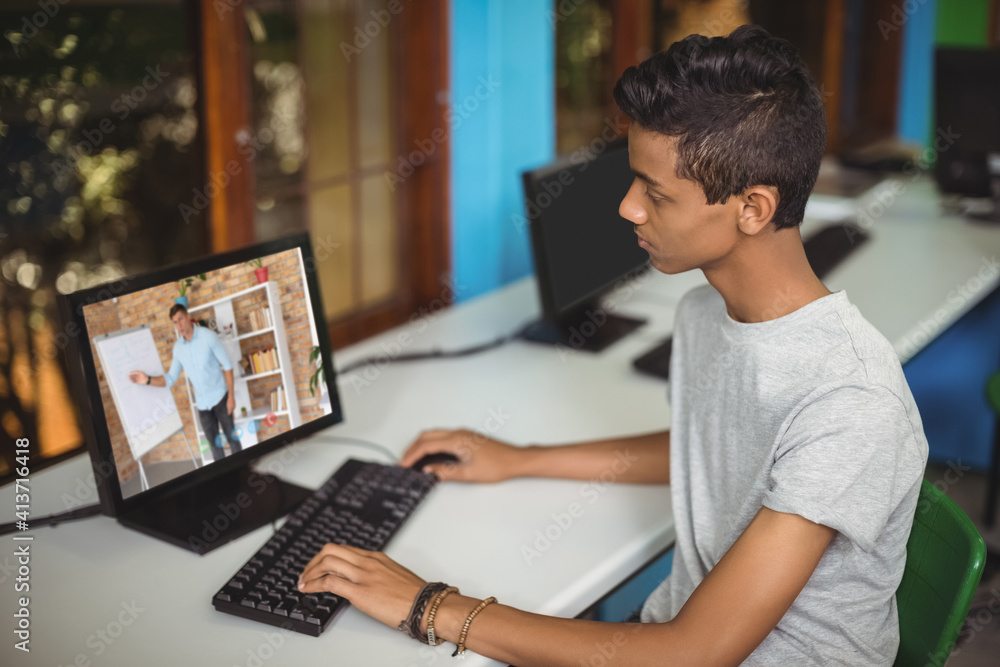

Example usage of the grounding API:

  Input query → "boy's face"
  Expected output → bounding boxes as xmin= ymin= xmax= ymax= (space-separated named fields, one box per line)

xmin=620 ymin=125 xmax=743 ymax=275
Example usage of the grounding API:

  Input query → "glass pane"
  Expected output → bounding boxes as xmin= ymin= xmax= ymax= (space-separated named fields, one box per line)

xmin=555 ymin=0 xmax=614 ymax=155
xmin=359 ymin=174 xmax=397 ymax=305
xmin=355 ymin=0 xmax=395 ymax=169
xmin=301 ymin=0 xmax=351 ymax=181
xmin=255 ymin=193 xmax=306 ymax=242
xmin=308 ymin=183 xmax=354 ymax=317
xmin=654 ymin=0 xmax=750 ymax=49
xmin=0 ymin=1 xmax=206 ymax=477
xmin=246 ymin=0 xmax=308 ymax=193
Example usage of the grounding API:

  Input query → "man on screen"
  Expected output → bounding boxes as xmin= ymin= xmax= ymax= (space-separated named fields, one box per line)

xmin=129 ymin=303 xmax=242 ymax=461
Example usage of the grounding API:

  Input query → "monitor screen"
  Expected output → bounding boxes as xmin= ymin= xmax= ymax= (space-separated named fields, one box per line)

xmin=523 ymin=139 xmax=649 ymax=317
xmin=934 ymin=47 xmax=1000 ymax=198
xmin=63 ymin=234 xmax=341 ymax=506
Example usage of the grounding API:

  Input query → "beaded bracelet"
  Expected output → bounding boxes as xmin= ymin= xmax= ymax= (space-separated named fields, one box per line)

xmin=425 ymin=586 xmax=458 ymax=646
xmin=398 ymin=582 xmax=448 ymax=642
xmin=452 ymin=596 xmax=497 ymax=657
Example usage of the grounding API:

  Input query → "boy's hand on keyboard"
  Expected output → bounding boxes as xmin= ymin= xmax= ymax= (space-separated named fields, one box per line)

xmin=401 ymin=429 xmax=523 ymax=483
xmin=297 ymin=544 xmax=424 ymax=629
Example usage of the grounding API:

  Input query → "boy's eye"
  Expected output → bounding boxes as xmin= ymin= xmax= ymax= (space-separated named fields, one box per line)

xmin=645 ymin=188 xmax=668 ymax=203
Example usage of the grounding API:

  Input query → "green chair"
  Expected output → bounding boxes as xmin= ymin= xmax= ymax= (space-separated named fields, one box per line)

xmin=894 ymin=480 xmax=987 ymax=667
xmin=984 ymin=371 xmax=1000 ymax=526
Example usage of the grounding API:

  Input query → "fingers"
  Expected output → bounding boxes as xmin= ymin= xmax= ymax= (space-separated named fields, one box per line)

xmin=299 ymin=548 xmax=367 ymax=593
xmin=400 ymin=429 xmax=462 ymax=467
xmin=423 ymin=461 xmax=464 ymax=481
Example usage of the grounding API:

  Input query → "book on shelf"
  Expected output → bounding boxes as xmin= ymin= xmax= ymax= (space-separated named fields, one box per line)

xmin=246 ymin=305 xmax=274 ymax=333
xmin=244 ymin=347 xmax=279 ymax=375
xmin=268 ymin=385 xmax=286 ymax=412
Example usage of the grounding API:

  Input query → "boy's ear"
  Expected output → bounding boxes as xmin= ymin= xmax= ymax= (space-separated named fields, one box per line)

xmin=736 ymin=185 xmax=779 ymax=236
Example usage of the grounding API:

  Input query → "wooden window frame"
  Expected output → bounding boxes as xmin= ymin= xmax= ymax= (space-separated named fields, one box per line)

xmin=197 ymin=0 xmax=450 ymax=349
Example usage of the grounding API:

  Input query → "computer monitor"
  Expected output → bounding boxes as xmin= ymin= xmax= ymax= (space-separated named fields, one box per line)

xmin=59 ymin=233 xmax=343 ymax=554
xmin=520 ymin=138 xmax=649 ymax=352
xmin=934 ymin=47 xmax=1000 ymax=218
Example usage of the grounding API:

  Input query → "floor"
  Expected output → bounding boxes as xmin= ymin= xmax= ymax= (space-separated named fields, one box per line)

xmin=924 ymin=463 xmax=1000 ymax=667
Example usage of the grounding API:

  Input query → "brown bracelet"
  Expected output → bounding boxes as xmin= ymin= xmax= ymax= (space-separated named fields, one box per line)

xmin=398 ymin=582 xmax=447 ymax=642
xmin=425 ymin=586 xmax=458 ymax=646
xmin=452 ymin=596 xmax=497 ymax=657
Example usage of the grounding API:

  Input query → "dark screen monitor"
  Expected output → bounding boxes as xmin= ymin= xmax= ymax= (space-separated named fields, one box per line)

xmin=934 ymin=47 xmax=1000 ymax=213
xmin=520 ymin=139 xmax=649 ymax=351
xmin=59 ymin=233 xmax=342 ymax=554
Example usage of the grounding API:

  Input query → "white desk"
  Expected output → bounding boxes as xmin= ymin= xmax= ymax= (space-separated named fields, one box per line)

xmin=0 ymin=276 xmax=677 ymax=667
xmin=5 ymin=176 xmax=1000 ymax=667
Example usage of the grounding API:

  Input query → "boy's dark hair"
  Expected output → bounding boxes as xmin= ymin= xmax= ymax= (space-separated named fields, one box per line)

xmin=613 ymin=25 xmax=826 ymax=229
xmin=169 ymin=303 xmax=188 ymax=320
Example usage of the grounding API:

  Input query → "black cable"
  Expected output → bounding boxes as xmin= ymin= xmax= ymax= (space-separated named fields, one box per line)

xmin=335 ymin=320 xmax=533 ymax=376
xmin=0 ymin=503 xmax=103 ymax=536
xmin=303 ymin=435 xmax=399 ymax=463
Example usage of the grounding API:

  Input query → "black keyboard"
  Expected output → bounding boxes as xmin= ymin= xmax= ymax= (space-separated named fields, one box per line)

xmin=802 ymin=222 xmax=869 ymax=280
xmin=212 ymin=459 xmax=437 ymax=636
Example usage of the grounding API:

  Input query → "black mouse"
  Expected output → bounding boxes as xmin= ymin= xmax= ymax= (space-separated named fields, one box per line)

xmin=409 ymin=452 xmax=460 ymax=471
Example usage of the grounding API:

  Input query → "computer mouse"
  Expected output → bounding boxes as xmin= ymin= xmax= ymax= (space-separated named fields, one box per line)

xmin=409 ymin=452 xmax=460 ymax=471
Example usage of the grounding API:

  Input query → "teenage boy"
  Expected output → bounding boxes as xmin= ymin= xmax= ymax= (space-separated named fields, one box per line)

xmin=298 ymin=26 xmax=928 ymax=666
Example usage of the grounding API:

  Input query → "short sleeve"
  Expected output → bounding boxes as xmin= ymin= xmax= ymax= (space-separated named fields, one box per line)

xmin=762 ymin=384 xmax=922 ymax=553
xmin=208 ymin=330 xmax=233 ymax=371
xmin=164 ymin=349 xmax=181 ymax=388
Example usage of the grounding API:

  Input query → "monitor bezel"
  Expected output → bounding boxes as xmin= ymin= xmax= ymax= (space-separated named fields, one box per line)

xmin=521 ymin=138 xmax=647 ymax=319
xmin=59 ymin=232 xmax=343 ymax=519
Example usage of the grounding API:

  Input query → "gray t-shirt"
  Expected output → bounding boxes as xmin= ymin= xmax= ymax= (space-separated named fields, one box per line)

xmin=640 ymin=285 xmax=928 ymax=666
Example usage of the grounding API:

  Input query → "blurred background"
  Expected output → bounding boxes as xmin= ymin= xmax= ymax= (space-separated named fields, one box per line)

xmin=1 ymin=0 xmax=998 ymax=530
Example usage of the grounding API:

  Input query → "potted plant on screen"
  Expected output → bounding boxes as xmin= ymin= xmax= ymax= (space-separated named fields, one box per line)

xmin=309 ymin=346 xmax=325 ymax=396
xmin=175 ymin=273 xmax=206 ymax=307
xmin=247 ymin=258 xmax=268 ymax=284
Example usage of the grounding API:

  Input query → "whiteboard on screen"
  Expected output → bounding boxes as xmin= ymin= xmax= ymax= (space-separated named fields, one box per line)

xmin=93 ymin=324 xmax=183 ymax=460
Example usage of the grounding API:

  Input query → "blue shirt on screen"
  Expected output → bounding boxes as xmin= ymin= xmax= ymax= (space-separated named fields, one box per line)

xmin=164 ymin=325 xmax=232 ymax=411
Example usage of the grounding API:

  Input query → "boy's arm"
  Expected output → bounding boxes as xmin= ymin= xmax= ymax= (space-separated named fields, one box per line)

xmin=299 ymin=506 xmax=835 ymax=666
xmin=401 ymin=429 xmax=670 ymax=485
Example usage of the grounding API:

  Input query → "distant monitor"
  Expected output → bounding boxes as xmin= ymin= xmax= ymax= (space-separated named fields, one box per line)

xmin=520 ymin=139 xmax=649 ymax=351
xmin=59 ymin=233 xmax=342 ymax=554
xmin=934 ymin=47 xmax=1000 ymax=218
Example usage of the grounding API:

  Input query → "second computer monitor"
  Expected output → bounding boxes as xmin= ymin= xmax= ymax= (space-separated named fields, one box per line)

xmin=521 ymin=138 xmax=649 ymax=351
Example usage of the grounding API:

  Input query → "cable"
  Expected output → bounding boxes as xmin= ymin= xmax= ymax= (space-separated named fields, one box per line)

xmin=303 ymin=434 xmax=399 ymax=463
xmin=335 ymin=320 xmax=533 ymax=376
xmin=0 ymin=503 xmax=103 ymax=536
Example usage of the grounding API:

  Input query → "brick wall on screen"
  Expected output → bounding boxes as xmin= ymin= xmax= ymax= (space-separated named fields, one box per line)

xmin=82 ymin=249 xmax=321 ymax=473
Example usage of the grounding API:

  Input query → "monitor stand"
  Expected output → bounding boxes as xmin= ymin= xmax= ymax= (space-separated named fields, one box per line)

xmin=117 ymin=464 xmax=312 ymax=555
xmin=520 ymin=303 xmax=645 ymax=353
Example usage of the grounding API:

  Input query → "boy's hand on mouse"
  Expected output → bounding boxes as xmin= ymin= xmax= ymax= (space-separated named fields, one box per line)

xmin=401 ymin=429 xmax=524 ymax=483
